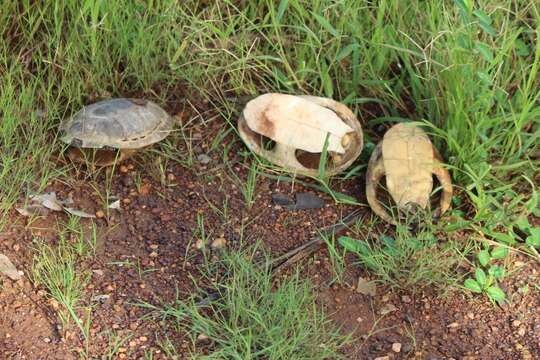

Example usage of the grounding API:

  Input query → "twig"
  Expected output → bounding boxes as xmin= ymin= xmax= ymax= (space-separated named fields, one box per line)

xmin=195 ymin=209 xmax=364 ymax=306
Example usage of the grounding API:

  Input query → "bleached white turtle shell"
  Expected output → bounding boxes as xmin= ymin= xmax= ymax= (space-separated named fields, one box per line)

xmin=238 ymin=93 xmax=363 ymax=177
xmin=60 ymin=98 xmax=173 ymax=149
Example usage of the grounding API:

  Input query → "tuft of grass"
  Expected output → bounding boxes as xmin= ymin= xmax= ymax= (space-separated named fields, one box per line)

xmin=339 ymin=220 xmax=473 ymax=291
xmin=141 ymin=247 xmax=348 ymax=359
xmin=32 ymin=217 xmax=95 ymax=356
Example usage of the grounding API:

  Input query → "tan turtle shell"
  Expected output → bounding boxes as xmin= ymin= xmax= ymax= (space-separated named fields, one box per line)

xmin=238 ymin=93 xmax=363 ymax=177
xmin=60 ymin=98 xmax=172 ymax=149
xmin=366 ymin=123 xmax=453 ymax=223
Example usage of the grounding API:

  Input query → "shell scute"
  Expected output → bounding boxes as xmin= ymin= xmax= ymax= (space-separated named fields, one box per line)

xmin=60 ymin=98 xmax=172 ymax=149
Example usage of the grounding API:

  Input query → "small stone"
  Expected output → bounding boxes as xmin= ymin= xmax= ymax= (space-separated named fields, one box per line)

xmin=517 ymin=327 xmax=526 ymax=337
xmin=149 ymin=251 xmax=158 ymax=258
xmin=197 ymin=154 xmax=212 ymax=164
xmin=139 ymin=184 xmax=151 ymax=195
xmin=379 ymin=303 xmax=397 ymax=315
xmin=401 ymin=295 xmax=411 ymax=303
xmin=211 ymin=237 xmax=227 ymax=249
xmin=119 ymin=165 xmax=129 ymax=173
xmin=356 ymin=317 xmax=363 ymax=323
xmin=197 ymin=333 xmax=209 ymax=342
xmin=356 ymin=277 xmax=376 ymax=296
xmin=466 ymin=312 xmax=475 ymax=320
xmin=43 ymin=337 xmax=51 ymax=343
xmin=167 ymin=173 xmax=176 ymax=181
xmin=392 ymin=342 xmax=402 ymax=353
xmin=195 ymin=239 xmax=204 ymax=250
xmin=139 ymin=336 xmax=148 ymax=342
xmin=95 ymin=210 xmax=105 ymax=218
xmin=512 ymin=320 xmax=521 ymax=328
xmin=49 ymin=299 xmax=60 ymax=310
xmin=447 ymin=322 xmax=459 ymax=328
xmin=129 ymin=340 xmax=137 ymax=347
xmin=92 ymin=269 xmax=104 ymax=276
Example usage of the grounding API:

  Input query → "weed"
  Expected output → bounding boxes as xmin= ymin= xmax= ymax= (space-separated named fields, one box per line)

xmin=32 ymin=217 xmax=95 ymax=356
xmin=228 ymin=160 xmax=259 ymax=209
xmin=339 ymin=221 xmax=470 ymax=290
xmin=140 ymin=247 xmax=348 ymax=359
xmin=464 ymin=235 xmax=511 ymax=304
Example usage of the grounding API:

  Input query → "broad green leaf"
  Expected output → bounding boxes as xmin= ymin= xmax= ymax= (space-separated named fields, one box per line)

xmin=477 ymin=71 xmax=492 ymax=85
xmin=486 ymin=286 xmax=506 ymax=304
xmin=514 ymin=216 xmax=531 ymax=231
xmin=473 ymin=10 xmax=497 ymax=36
xmin=475 ymin=268 xmax=487 ymax=288
xmin=490 ymin=246 xmax=508 ymax=259
xmin=473 ymin=10 xmax=492 ymax=24
xmin=464 ymin=279 xmax=482 ymax=293
xmin=474 ymin=42 xmax=494 ymax=63
xmin=488 ymin=265 xmax=505 ymax=280
xmin=311 ymin=12 xmax=339 ymax=37
xmin=336 ymin=43 xmax=359 ymax=61
xmin=526 ymin=228 xmax=540 ymax=248
xmin=338 ymin=236 xmax=370 ymax=255
xmin=486 ymin=230 xmax=516 ymax=245
xmin=515 ymin=39 xmax=530 ymax=56
xmin=477 ymin=250 xmax=490 ymax=266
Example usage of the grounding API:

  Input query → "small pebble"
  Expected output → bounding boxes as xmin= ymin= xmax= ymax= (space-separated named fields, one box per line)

xmin=119 ymin=165 xmax=129 ymax=173
xmin=197 ymin=333 xmax=209 ymax=342
xmin=195 ymin=239 xmax=204 ymax=250
xmin=211 ymin=237 xmax=227 ymax=249
xmin=95 ymin=210 xmax=105 ymax=218
xmin=392 ymin=342 xmax=402 ymax=353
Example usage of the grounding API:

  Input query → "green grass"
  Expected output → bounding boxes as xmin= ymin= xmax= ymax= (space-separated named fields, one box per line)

xmin=140 ymin=247 xmax=348 ymax=359
xmin=32 ymin=216 xmax=96 ymax=356
xmin=1 ymin=1 xmax=537 ymax=225
xmin=1 ymin=0 xmax=539 ymax=355
xmin=339 ymin=220 xmax=473 ymax=291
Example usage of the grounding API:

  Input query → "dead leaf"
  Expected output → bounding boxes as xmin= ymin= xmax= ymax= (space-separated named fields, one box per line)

xmin=108 ymin=200 xmax=121 ymax=209
xmin=379 ymin=303 xmax=398 ymax=315
xmin=64 ymin=207 xmax=96 ymax=218
xmin=356 ymin=277 xmax=377 ymax=296
xmin=0 ymin=254 xmax=22 ymax=280
xmin=16 ymin=205 xmax=48 ymax=217
xmin=30 ymin=192 xmax=64 ymax=211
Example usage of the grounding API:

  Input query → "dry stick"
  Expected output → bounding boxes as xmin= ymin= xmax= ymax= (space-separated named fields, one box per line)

xmin=195 ymin=208 xmax=364 ymax=306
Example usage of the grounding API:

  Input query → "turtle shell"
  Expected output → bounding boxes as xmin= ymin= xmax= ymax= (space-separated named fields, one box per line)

xmin=382 ymin=123 xmax=434 ymax=208
xmin=238 ymin=93 xmax=363 ymax=177
xmin=60 ymin=98 xmax=172 ymax=149
xmin=242 ymin=93 xmax=353 ymax=154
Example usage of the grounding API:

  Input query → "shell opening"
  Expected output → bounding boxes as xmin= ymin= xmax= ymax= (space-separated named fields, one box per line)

xmin=239 ymin=117 xmax=276 ymax=151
